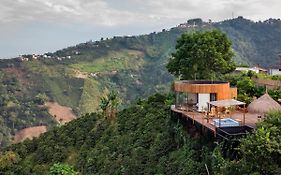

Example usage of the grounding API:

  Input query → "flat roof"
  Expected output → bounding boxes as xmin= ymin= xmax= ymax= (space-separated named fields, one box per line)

xmin=208 ymin=99 xmax=245 ymax=107
xmin=175 ymin=80 xmax=228 ymax=84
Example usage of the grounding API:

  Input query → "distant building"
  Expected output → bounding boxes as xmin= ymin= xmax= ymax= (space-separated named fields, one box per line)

xmin=235 ymin=66 xmax=267 ymax=74
xmin=268 ymin=54 xmax=281 ymax=75
xmin=32 ymin=54 xmax=38 ymax=60
xmin=18 ymin=56 xmax=29 ymax=61
xmin=268 ymin=67 xmax=281 ymax=75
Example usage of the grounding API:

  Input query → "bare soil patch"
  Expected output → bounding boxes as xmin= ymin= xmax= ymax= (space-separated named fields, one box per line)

xmin=46 ymin=102 xmax=76 ymax=124
xmin=14 ymin=125 xmax=47 ymax=143
xmin=74 ymin=70 xmax=88 ymax=79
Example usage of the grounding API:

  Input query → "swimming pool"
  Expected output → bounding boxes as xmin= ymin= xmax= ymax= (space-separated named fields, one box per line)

xmin=213 ymin=118 xmax=240 ymax=127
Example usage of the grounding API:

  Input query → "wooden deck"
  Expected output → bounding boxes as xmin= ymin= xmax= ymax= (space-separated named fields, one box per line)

xmin=171 ymin=105 xmax=259 ymax=134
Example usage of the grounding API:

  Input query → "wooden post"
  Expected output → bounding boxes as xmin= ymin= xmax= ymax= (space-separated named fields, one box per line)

xmin=219 ymin=112 xmax=221 ymax=128
xmin=243 ymin=104 xmax=246 ymax=125
xmin=192 ymin=115 xmax=194 ymax=124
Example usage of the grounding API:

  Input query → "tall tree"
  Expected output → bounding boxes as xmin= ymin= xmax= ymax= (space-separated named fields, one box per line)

xmin=98 ymin=90 xmax=120 ymax=120
xmin=167 ymin=30 xmax=235 ymax=80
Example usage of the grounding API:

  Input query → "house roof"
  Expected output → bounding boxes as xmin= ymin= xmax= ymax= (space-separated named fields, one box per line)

xmin=247 ymin=93 xmax=281 ymax=114
xmin=208 ymin=99 xmax=245 ymax=107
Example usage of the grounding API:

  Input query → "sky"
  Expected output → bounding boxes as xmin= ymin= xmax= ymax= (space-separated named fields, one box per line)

xmin=0 ymin=0 xmax=280 ymax=59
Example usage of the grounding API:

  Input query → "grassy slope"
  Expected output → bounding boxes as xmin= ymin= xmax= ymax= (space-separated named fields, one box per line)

xmin=70 ymin=50 xmax=145 ymax=73
xmin=78 ymin=78 xmax=101 ymax=114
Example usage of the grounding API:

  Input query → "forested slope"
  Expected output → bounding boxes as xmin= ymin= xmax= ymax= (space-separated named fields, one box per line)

xmin=1 ymin=94 xmax=280 ymax=174
xmin=1 ymin=94 xmax=215 ymax=174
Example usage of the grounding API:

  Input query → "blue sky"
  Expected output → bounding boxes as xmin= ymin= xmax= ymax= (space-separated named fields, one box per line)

xmin=0 ymin=0 xmax=280 ymax=59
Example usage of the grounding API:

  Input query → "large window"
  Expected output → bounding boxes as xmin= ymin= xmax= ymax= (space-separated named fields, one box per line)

xmin=210 ymin=93 xmax=217 ymax=101
xmin=176 ymin=92 xmax=198 ymax=111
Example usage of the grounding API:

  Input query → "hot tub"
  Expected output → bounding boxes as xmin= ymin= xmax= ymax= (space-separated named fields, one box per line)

xmin=213 ymin=118 xmax=240 ymax=127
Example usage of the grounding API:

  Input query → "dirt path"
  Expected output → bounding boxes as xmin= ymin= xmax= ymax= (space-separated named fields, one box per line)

xmin=14 ymin=126 xmax=47 ymax=143
xmin=46 ymin=102 xmax=77 ymax=124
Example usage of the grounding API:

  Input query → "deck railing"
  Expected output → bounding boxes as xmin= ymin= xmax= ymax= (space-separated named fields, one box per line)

xmin=216 ymin=126 xmax=254 ymax=140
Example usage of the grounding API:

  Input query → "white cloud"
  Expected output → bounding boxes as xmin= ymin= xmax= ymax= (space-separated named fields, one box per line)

xmin=0 ymin=0 xmax=280 ymax=58
xmin=0 ymin=0 xmax=280 ymax=26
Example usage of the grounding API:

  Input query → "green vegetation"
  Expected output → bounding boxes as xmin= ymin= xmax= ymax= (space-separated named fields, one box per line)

xmin=70 ymin=50 xmax=145 ymax=73
xmin=78 ymin=79 xmax=101 ymax=114
xmin=256 ymin=73 xmax=281 ymax=81
xmin=49 ymin=163 xmax=78 ymax=175
xmin=215 ymin=17 xmax=281 ymax=66
xmin=1 ymin=94 xmax=215 ymax=174
xmin=1 ymin=17 xmax=281 ymax=147
xmin=1 ymin=93 xmax=280 ymax=174
xmin=0 ymin=69 xmax=55 ymax=147
xmin=223 ymin=72 xmax=281 ymax=104
xmin=41 ymin=76 xmax=83 ymax=111
xmin=98 ymin=90 xmax=120 ymax=120
xmin=215 ymin=111 xmax=281 ymax=175
xmin=167 ymin=30 xmax=235 ymax=79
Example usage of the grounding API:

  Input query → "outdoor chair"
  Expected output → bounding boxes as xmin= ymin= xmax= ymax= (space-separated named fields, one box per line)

xmin=209 ymin=107 xmax=216 ymax=118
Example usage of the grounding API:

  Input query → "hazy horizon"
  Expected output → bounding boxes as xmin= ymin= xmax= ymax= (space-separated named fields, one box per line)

xmin=1 ymin=0 xmax=280 ymax=59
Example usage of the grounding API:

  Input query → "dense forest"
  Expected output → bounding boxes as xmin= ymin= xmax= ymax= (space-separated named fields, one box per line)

xmin=1 ymin=93 xmax=280 ymax=174
xmin=0 ymin=17 xmax=281 ymax=147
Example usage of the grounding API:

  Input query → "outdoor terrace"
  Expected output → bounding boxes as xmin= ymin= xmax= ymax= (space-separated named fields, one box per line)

xmin=171 ymin=105 xmax=258 ymax=135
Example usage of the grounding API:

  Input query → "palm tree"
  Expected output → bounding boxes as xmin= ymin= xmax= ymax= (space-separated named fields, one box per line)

xmin=99 ymin=96 xmax=109 ymax=116
xmin=108 ymin=91 xmax=119 ymax=119
xmin=99 ymin=90 xmax=120 ymax=120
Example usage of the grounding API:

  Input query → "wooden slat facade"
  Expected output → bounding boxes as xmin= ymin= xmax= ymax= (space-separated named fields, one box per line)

xmin=174 ymin=81 xmax=237 ymax=100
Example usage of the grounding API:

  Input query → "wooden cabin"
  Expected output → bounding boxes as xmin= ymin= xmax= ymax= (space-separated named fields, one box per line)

xmin=174 ymin=80 xmax=237 ymax=112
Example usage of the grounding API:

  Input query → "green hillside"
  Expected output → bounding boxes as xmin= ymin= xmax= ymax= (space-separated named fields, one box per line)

xmin=1 ymin=94 xmax=216 ymax=174
xmin=1 ymin=94 xmax=280 ymax=174
xmin=215 ymin=17 xmax=281 ymax=66
xmin=0 ymin=17 xmax=281 ymax=147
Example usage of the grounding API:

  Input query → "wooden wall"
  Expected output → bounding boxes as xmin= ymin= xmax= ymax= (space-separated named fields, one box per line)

xmin=174 ymin=81 xmax=236 ymax=100
xmin=252 ymin=77 xmax=281 ymax=90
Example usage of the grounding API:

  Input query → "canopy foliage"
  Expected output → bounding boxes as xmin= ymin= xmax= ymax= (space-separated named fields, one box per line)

xmin=167 ymin=30 xmax=236 ymax=79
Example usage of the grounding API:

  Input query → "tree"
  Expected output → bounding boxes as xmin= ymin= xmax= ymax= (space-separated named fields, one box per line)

xmin=98 ymin=90 xmax=120 ymax=120
xmin=0 ymin=151 xmax=21 ymax=173
xmin=238 ymin=111 xmax=281 ymax=174
xmin=34 ymin=93 xmax=49 ymax=105
xmin=167 ymin=30 xmax=235 ymax=80
xmin=49 ymin=163 xmax=79 ymax=175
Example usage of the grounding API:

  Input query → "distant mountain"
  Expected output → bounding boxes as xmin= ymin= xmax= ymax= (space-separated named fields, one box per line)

xmin=215 ymin=17 xmax=281 ymax=66
xmin=0 ymin=17 xmax=281 ymax=147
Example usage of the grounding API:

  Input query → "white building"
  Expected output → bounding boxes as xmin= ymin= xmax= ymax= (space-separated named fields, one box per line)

xmin=235 ymin=66 xmax=267 ymax=74
xmin=268 ymin=67 xmax=281 ymax=75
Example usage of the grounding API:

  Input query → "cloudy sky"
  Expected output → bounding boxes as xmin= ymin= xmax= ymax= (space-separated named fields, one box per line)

xmin=0 ymin=0 xmax=280 ymax=59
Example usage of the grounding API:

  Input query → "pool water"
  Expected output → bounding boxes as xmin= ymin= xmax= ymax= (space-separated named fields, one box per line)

xmin=213 ymin=118 xmax=240 ymax=127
